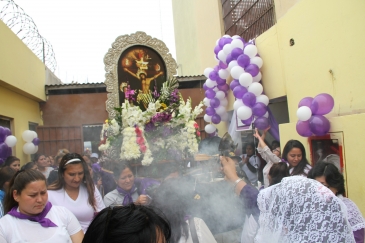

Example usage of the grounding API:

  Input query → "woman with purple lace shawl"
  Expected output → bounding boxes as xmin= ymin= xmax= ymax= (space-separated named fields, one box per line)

xmin=103 ymin=163 xmax=160 ymax=207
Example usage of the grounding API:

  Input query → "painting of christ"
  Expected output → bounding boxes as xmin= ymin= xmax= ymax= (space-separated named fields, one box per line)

xmin=118 ymin=45 xmax=167 ymax=106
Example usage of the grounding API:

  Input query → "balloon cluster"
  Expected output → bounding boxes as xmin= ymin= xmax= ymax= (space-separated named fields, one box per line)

xmin=203 ymin=35 xmax=269 ymax=134
xmin=22 ymin=130 xmax=40 ymax=154
xmin=296 ymin=93 xmax=334 ymax=137
xmin=0 ymin=126 xmax=17 ymax=165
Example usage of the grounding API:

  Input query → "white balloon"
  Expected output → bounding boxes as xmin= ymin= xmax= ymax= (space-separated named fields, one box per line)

xmin=220 ymin=98 xmax=228 ymax=107
xmin=230 ymin=66 xmax=245 ymax=79
xmin=215 ymin=39 xmax=220 ymax=45
xmin=237 ymin=106 xmax=253 ymax=120
xmin=23 ymin=142 xmax=35 ymax=154
xmin=256 ymin=95 xmax=269 ymax=106
xmin=4 ymin=135 xmax=17 ymax=147
xmin=248 ymin=82 xmax=263 ymax=96
xmin=232 ymin=35 xmax=241 ymax=39
xmin=221 ymin=113 xmax=229 ymax=121
xmin=234 ymin=99 xmax=244 ymax=110
xmin=215 ymin=91 xmax=226 ymax=100
xmin=218 ymin=69 xmax=230 ymax=79
xmin=244 ymin=44 xmax=258 ymax=58
xmin=204 ymin=68 xmax=213 ymax=78
xmin=31 ymin=131 xmax=37 ymax=138
xmin=218 ymin=50 xmax=227 ymax=63
xmin=214 ymin=55 xmax=219 ymax=62
xmin=296 ymin=106 xmax=312 ymax=121
xmin=230 ymin=39 xmax=244 ymax=49
xmin=263 ymin=111 xmax=269 ymax=118
xmin=205 ymin=124 xmax=216 ymax=134
xmin=215 ymin=106 xmax=227 ymax=115
xmin=22 ymin=130 xmax=35 ymax=143
xmin=223 ymin=44 xmax=233 ymax=55
xmin=239 ymin=73 xmax=253 ymax=87
xmin=204 ymin=114 xmax=212 ymax=123
xmin=33 ymin=145 xmax=38 ymax=154
xmin=227 ymin=60 xmax=238 ymax=71
xmin=213 ymin=87 xmax=219 ymax=92
xmin=203 ymin=98 xmax=210 ymax=106
xmin=252 ymin=72 xmax=262 ymax=82
xmin=223 ymin=35 xmax=231 ymax=38
xmin=250 ymin=56 xmax=263 ymax=68
xmin=205 ymin=79 xmax=217 ymax=88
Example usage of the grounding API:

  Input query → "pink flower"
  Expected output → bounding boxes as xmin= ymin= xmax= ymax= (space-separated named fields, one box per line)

xmin=193 ymin=122 xmax=199 ymax=129
xmin=197 ymin=131 xmax=201 ymax=136
xmin=135 ymin=127 xmax=142 ymax=136
xmin=136 ymin=137 xmax=144 ymax=145
xmin=140 ymin=145 xmax=147 ymax=153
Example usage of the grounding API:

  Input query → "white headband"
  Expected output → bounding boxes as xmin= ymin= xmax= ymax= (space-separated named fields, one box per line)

xmin=64 ymin=158 xmax=81 ymax=166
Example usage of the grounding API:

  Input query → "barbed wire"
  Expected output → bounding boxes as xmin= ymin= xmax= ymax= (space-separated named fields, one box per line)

xmin=0 ymin=0 xmax=57 ymax=72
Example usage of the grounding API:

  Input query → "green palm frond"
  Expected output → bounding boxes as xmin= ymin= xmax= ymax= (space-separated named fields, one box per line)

xmin=160 ymin=77 xmax=179 ymax=101
xmin=137 ymin=92 xmax=155 ymax=107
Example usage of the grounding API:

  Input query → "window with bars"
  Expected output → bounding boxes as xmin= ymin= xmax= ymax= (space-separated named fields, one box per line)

xmin=221 ymin=0 xmax=276 ymax=41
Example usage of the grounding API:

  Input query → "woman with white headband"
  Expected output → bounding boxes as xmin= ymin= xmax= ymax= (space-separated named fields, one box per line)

xmin=48 ymin=153 xmax=105 ymax=232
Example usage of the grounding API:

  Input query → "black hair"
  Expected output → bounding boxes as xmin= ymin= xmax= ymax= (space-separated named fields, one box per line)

xmin=152 ymin=177 xmax=195 ymax=243
xmin=3 ymin=156 xmax=20 ymax=167
xmin=48 ymin=153 xmax=96 ymax=210
xmin=0 ymin=166 xmax=16 ymax=190
xmin=33 ymin=153 xmax=46 ymax=163
xmin=307 ymin=162 xmax=345 ymax=196
xmin=21 ymin=162 xmax=37 ymax=170
xmin=113 ymin=163 xmax=133 ymax=180
xmin=268 ymin=163 xmax=289 ymax=186
xmin=82 ymin=204 xmax=171 ymax=243
xmin=282 ymin=140 xmax=310 ymax=176
xmin=271 ymin=140 xmax=280 ymax=150
xmin=4 ymin=169 xmax=46 ymax=214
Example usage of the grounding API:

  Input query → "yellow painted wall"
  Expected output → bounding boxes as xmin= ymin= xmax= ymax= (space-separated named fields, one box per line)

xmin=0 ymin=20 xmax=46 ymax=101
xmin=171 ymin=0 xmax=224 ymax=76
xmin=0 ymin=21 xmax=46 ymax=163
xmin=0 ymin=86 xmax=42 ymax=164
xmin=253 ymin=0 xmax=365 ymax=214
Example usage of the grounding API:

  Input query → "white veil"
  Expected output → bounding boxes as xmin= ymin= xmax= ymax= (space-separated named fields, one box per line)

xmin=255 ymin=176 xmax=355 ymax=243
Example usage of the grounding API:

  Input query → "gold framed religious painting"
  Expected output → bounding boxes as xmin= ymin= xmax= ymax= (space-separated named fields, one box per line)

xmin=118 ymin=45 xmax=166 ymax=105
xmin=104 ymin=31 xmax=178 ymax=119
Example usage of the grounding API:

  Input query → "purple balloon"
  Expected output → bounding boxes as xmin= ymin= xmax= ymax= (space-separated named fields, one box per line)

xmin=225 ymin=53 xmax=233 ymax=64
xmin=205 ymin=90 xmax=216 ymax=99
xmin=0 ymin=127 xmax=5 ymax=143
xmin=298 ymin=97 xmax=313 ymax=108
xmin=231 ymin=48 xmax=243 ymax=59
xmin=230 ymin=79 xmax=240 ymax=90
xmin=245 ymin=64 xmax=260 ymax=77
xmin=4 ymin=128 xmax=11 ymax=136
xmin=237 ymin=54 xmax=250 ymax=68
xmin=219 ymin=61 xmax=227 ymax=69
xmin=233 ymin=85 xmax=248 ymax=99
xmin=214 ymin=45 xmax=221 ymax=55
xmin=210 ymin=98 xmax=221 ymax=108
xmin=310 ymin=93 xmax=334 ymax=115
xmin=203 ymin=83 xmax=209 ymax=91
xmin=218 ymin=38 xmax=226 ymax=48
xmin=309 ymin=115 xmax=330 ymax=136
xmin=254 ymin=117 xmax=269 ymax=130
xmin=209 ymin=71 xmax=219 ymax=81
xmin=32 ymin=137 xmax=40 ymax=146
xmin=296 ymin=120 xmax=312 ymax=137
xmin=206 ymin=107 xmax=216 ymax=116
xmin=0 ymin=143 xmax=9 ymax=158
xmin=242 ymin=92 xmax=256 ymax=107
xmin=211 ymin=114 xmax=222 ymax=124
xmin=223 ymin=38 xmax=232 ymax=45
xmin=216 ymin=77 xmax=226 ymax=85
xmin=241 ymin=116 xmax=253 ymax=125
xmin=218 ymin=83 xmax=229 ymax=92
xmin=252 ymin=102 xmax=267 ymax=117
xmin=213 ymin=65 xmax=219 ymax=72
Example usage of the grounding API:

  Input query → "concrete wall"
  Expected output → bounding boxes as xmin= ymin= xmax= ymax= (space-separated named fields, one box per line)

xmin=0 ymin=21 xmax=47 ymax=163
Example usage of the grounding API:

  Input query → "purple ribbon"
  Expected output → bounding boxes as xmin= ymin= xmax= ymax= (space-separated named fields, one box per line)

xmin=8 ymin=201 xmax=57 ymax=227
xmin=116 ymin=185 xmax=137 ymax=206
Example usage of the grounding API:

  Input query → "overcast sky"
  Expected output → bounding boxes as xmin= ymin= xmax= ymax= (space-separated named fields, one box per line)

xmin=12 ymin=0 xmax=176 ymax=83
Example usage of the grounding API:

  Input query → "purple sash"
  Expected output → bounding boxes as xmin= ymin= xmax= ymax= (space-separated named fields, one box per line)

xmin=116 ymin=185 xmax=137 ymax=206
xmin=8 ymin=201 xmax=57 ymax=227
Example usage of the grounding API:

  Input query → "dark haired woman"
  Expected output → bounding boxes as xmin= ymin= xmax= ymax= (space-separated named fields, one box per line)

xmin=308 ymin=162 xmax=365 ymax=243
xmin=83 ymin=204 xmax=171 ymax=243
xmin=21 ymin=161 xmax=38 ymax=170
xmin=103 ymin=163 xmax=159 ymax=207
xmin=282 ymin=139 xmax=312 ymax=176
xmin=48 ymin=153 xmax=105 ymax=232
xmin=152 ymin=177 xmax=217 ymax=243
xmin=34 ymin=154 xmax=54 ymax=179
xmin=0 ymin=169 xmax=83 ymax=242
xmin=0 ymin=167 xmax=16 ymax=202
xmin=3 ymin=156 xmax=20 ymax=171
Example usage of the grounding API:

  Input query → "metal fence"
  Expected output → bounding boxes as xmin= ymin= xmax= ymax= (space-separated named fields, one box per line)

xmin=221 ymin=0 xmax=276 ymax=41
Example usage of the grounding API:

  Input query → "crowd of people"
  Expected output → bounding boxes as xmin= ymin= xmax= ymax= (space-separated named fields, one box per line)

xmin=0 ymin=128 xmax=363 ymax=243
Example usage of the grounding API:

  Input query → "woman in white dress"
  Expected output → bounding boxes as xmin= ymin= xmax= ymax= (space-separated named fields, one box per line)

xmin=48 ymin=153 xmax=105 ymax=232
xmin=0 ymin=169 xmax=83 ymax=243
